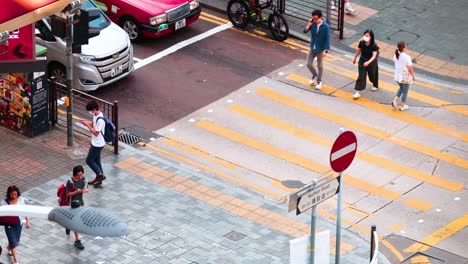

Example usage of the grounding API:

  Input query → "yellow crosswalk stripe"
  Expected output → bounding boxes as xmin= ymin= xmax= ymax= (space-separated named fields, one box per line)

xmin=256 ymin=87 xmax=468 ymax=169
xmin=228 ymin=104 xmax=463 ymax=191
xmin=195 ymin=119 xmax=405 ymax=201
xmin=289 ymin=73 xmax=468 ymax=141
xmin=160 ymin=137 xmax=237 ymax=170
xmin=325 ymin=65 xmax=468 ymax=117
xmin=379 ymin=70 xmax=441 ymax=91
xmin=404 ymin=214 xmax=468 ymax=253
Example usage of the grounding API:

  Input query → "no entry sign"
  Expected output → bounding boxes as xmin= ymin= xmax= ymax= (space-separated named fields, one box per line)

xmin=330 ymin=131 xmax=357 ymax=172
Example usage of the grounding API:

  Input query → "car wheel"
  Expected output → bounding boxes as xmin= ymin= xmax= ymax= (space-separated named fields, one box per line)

xmin=121 ymin=17 xmax=143 ymax=42
xmin=49 ymin=63 xmax=66 ymax=85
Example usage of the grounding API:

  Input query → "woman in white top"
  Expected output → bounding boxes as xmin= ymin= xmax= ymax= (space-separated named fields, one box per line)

xmin=1 ymin=185 xmax=30 ymax=264
xmin=392 ymin=41 xmax=416 ymax=111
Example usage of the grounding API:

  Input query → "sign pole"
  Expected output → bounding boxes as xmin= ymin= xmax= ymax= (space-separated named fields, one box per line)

xmin=66 ymin=15 xmax=74 ymax=146
xmin=309 ymin=178 xmax=318 ymax=264
xmin=335 ymin=128 xmax=345 ymax=264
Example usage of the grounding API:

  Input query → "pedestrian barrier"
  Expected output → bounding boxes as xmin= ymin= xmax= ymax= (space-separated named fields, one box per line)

xmin=48 ymin=80 xmax=119 ymax=154
xmin=278 ymin=0 xmax=344 ymax=38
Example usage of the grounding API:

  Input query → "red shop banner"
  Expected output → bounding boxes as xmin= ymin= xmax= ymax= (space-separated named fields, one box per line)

xmin=0 ymin=24 xmax=35 ymax=62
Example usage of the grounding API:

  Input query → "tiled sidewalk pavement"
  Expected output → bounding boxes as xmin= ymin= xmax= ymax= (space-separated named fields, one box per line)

xmin=0 ymin=126 xmax=103 ymax=193
xmin=0 ymin=146 xmax=391 ymax=263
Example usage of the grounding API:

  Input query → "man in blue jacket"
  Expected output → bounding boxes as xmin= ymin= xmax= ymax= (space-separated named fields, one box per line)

xmin=303 ymin=10 xmax=331 ymax=90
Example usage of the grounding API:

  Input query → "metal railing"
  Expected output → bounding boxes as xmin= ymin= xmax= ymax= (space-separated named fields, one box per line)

xmin=48 ymin=80 xmax=119 ymax=154
xmin=278 ymin=0 xmax=344 ymax=38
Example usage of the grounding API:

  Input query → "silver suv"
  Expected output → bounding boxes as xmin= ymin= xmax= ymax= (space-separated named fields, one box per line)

xmin=35 ymin=0 xmax=134 ymax=91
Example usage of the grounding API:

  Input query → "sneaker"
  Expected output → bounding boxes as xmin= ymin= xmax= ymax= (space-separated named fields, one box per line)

xmin=346 ymin=7 xmax=356 ymax=13
xmin=309 ymin=76 xmax=317 ymax=86
xmin=74 ymin=240 xmax=85 ymax=250
xmin=331 ymin=1 xmax=336 ymax=10
xmin=65 ymin=228 xmax=70 ymax=236
xmin=353 ymin=91 xmax=361 ymax=99
xmin=315 ymin=81 xmax=323 ymax=90
xmin=371 ymin=87 xmax=378 ymax=91
xmin=400 ymin=105 xmax=409 ymax=111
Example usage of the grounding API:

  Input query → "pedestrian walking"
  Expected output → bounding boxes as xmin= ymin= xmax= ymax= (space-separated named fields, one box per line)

xmin=303 ymin=9 xmax=331 ymax=90
xmin=66 ymin=165 xmax=88 ymax=250
xmin=352 ymin=29 xmax=379 ymax=99
xmin=80 ymin=100 xmax=107 ymax=185
xmin=1 ymin=185 xmax=30 ymax=264
xmin=392 ymin=41 xmax=416 ymax=111
xmin=331 ymin=0 xmax=356 ymax=13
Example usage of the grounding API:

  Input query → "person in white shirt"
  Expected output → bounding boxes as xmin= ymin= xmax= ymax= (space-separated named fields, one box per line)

xmin=392 ymin=41 xmax=416 ymax=111
xmin=81 ymin=100 xmax=107 ymax=185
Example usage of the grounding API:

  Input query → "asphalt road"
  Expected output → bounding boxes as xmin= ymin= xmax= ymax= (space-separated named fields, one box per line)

xmin=89 ymin=11 xmax=304 ymax=140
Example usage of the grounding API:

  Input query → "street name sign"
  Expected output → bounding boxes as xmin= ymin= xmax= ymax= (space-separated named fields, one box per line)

xmin=330 ymin=131 xmax=357 ymax=173
xmin=296 ymin=177 xmax=340 ymax=215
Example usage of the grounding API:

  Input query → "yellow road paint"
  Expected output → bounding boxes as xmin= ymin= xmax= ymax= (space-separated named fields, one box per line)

xmin=128 ymin=151 xmax=402 ymax=261
xmin=116 ymin=157 xmax=357 ymax=254
xmin=387 ymin=223 xmax=405 ymax=232
xmin=318 ymin=207 xmax=405 ymax=261
xmin=195 ymin=119 xmax=404 ymax=201
xmin=378 ymin=70 xmax=441 ymax=91
xmin=411 ymin=255 xmax=431 ymax=264
xmin=201 ymin=12 xmax=230 ymax=23
xmin=288 ymin=73 xmax=468 ymax=142
xmin=228 ymin=104 xmax=463 ymax=191
xmin=327 ymin=65 xmax=468 ymax=117
xmin=404 ymin=213 xmax=468 ymax=252
xmin=259 ymin=86 xmax=468 ymax=169
xmin=142 ymin=143 xmax=285 ymax=200
xmin=446 ymin=105 xmax=468 ymax=116
xmin=57 ymin=109 xmax=82 ymax=120
xmin=160 ymin=138 xmax=236 ymax=170
xmin=199 ymin=15 xmax=224 ymax=25
xmin=165 ymin=136 xmax=209 ymax=153
xmin=450 ymin=89 xmax=463 ymax=95
xmin=402 ymin=197 xmax=433 ymax=211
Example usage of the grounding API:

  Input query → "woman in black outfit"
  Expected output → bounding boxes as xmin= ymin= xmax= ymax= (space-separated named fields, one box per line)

xmin=352 ymin=29 xmax=379 ymax=99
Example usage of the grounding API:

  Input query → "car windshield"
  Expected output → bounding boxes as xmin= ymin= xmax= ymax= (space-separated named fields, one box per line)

xmin=84 ymin=1 xmax=111 ymax=29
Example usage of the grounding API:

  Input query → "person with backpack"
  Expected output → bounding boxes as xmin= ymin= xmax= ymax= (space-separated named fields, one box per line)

xmin=65 ymin=165 xmax=88 ymax=250
xmin=352 ymin=29 xmax=379 ymax=99
xmin=81 ymin=100 xmax=107 ymax=185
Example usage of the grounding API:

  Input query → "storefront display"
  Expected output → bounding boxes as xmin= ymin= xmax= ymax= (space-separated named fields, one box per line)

xmin=0 ymin=71 xmax=49 ymax=136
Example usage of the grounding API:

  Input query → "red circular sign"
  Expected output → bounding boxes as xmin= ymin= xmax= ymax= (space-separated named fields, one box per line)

xmin=330 ymin=131 xmax=357 ymax=172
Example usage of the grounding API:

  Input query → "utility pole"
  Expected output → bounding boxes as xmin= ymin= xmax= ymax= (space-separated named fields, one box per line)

xmin=66 ymin=15 xmax=74 ymax=146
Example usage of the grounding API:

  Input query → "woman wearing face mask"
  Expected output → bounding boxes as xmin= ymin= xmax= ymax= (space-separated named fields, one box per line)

xmin=352 ymin=29 xmax=379 ymax=99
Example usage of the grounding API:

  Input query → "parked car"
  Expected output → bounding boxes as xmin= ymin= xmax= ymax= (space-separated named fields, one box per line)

xmin=35 ymin=0 xmax=134 ymax=92
xmin=93 ymin=0 xmax=202 ymax=42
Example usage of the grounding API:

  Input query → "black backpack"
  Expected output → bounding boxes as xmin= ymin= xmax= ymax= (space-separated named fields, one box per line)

xmin=97 ymin=116 xmax=116 ymax=143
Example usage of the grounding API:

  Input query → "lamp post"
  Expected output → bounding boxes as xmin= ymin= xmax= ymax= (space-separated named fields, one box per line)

xmin=66 ymin=16 xmax=74 ymax=146
xmin=62 ymin=0 xmax=81 ymax=146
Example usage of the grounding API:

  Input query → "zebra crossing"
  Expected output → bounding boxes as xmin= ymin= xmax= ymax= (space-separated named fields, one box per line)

xmin=144 ymin=45 xmax=467 ymax=260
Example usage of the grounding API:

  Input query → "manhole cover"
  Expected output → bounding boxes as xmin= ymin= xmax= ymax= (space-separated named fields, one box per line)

xmin=223 ymin=231 xmax=246 ymax=241
xmin=118 ymin=132 xmax=141 ymax=145
xmin=66 ymin=147 xmax=88 ymax=159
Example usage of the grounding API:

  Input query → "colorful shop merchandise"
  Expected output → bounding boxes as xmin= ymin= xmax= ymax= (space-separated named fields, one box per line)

xmin=0 ymin=72 xmax=49 ymax=137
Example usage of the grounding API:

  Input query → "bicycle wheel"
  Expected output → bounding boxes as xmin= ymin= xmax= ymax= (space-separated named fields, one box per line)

xmin=227 ymin=0 xmax=251 ymax=28
xmin=268 ymin=13 xmax=289 ymax=41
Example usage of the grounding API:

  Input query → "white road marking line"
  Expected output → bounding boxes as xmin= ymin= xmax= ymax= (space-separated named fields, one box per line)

xmin=133 ymin=57 xmax=142 ymax=62
xmin=331 ymin=143 xmax=357 ymax=161
xmin=134 ymin=22 xmax=232 ymax=70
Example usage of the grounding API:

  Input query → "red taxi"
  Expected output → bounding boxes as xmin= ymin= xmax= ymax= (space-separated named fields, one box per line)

xmin=93 ymin=0 xmax=201 ymax=41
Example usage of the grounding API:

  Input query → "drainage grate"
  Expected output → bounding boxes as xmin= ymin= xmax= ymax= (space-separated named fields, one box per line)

xmin=118 ymin=132 xmax=141 ymax=145
xmin=223 ymin=231 xmax=246 ymax=241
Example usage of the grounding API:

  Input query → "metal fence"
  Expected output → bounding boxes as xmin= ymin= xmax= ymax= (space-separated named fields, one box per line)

xmin=279 ymin=0 xmax=344 ymax=38
xmin=48 ymin=80 xmax=119 ymax=154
